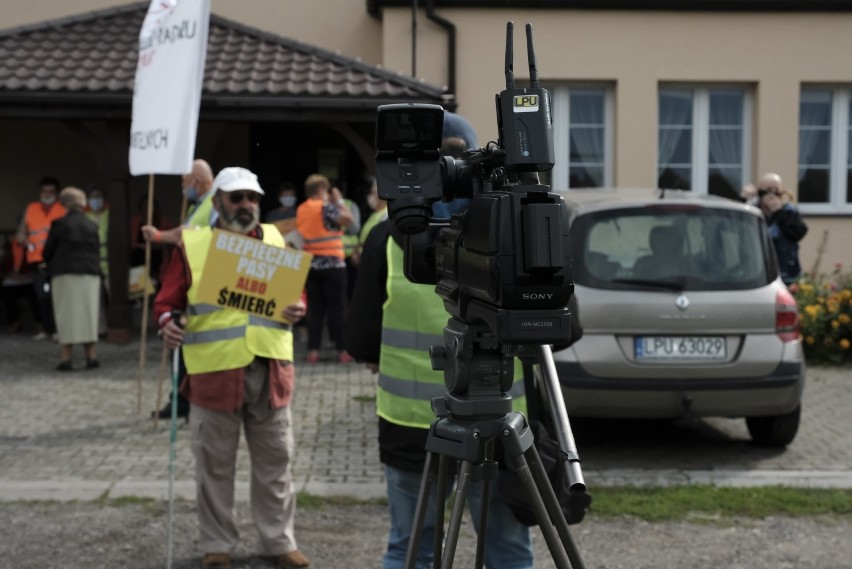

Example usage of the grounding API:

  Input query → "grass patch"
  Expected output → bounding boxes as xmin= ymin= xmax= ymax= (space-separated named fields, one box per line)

xmin=6 ymin=485 xmax=851 ymax=524
xmin=297 ymin=492 xmax=387 ymax=509
xmin=588 ymin=486 xmax=852 ymax=522
xmin=107 ymin=496 xmax=159 ymax=508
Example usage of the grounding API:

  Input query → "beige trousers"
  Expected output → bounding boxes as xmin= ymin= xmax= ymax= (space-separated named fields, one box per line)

xmin=189 ymin=360 xmax=297 ymax=555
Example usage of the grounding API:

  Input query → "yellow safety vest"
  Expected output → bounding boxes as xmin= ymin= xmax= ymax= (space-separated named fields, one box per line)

xmin=185 ymin=191 xmax=214 ymax=226
xmin=377 ymin=238 xmax=525 ymax=429
xmin=86 ymin=209 xmax=109 ymax=277
xmin=359 ymin=209 xmax=388 ymax=245
xmin=181 ymin=225 xmax=294 ymax=374
xmin=342 ymin=198 xmax=360 ymax=257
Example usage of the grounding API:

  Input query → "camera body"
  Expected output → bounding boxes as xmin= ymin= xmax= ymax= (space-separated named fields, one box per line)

xmin=375 ymin=36 xmax=574 ymax=347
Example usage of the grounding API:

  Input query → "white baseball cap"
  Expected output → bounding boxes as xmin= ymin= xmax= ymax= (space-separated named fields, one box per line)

xmin=212 ymin=167 xmax=264 ymax=195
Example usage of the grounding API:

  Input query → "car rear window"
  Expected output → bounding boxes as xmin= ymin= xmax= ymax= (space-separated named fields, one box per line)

xmin=570 ymin=205 xmax=774 ymax=291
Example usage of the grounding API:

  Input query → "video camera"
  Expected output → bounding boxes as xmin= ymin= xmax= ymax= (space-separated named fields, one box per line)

xmin=374 ymin=22 xmax=574 ymax=349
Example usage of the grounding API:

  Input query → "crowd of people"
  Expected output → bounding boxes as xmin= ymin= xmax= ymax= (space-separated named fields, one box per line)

xmin=0 ymin=110 xmax=812 ymax=569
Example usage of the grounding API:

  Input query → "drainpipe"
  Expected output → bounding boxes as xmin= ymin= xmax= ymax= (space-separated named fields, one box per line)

xmin=411 ymin=0 xmax=418 ymax=77
xmin=424 ymin=0 xmax=456 ymax=99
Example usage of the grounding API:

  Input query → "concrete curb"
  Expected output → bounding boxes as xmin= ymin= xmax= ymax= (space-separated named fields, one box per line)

xmin=4 ymin=469 xmax=852 ymax=502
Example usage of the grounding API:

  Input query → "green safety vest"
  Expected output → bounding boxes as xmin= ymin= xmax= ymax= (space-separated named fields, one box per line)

xmin=185 ymin=191 xmax=214 ymax=227
xmin=359 ymin=209 xmax=388 ymax=245
xmin=181 ymin=225 xmax=294 ymax=374
xmin=377 ymin=238 xmax=525 ymax=429
xmin=86 ymin=209 xmax=109 ymax=277
xmin=342 ymin=198 xmax=360 ymax=257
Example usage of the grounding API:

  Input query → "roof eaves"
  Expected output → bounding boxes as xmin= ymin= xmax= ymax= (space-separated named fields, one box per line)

xmin=208 ymin=13 xmax=446 ymax=100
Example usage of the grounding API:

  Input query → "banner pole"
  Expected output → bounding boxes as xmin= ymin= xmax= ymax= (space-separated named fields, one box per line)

xmin=179 ymin=195 xmax=189 ymax=224
xmin=137 ymin=173 xmax=155 ymax=414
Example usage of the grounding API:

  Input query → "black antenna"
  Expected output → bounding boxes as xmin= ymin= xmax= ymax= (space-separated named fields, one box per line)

xmin=526 ymin=23 xmax=539 ymax=88
xmin=505 ymin=21 xmax=515 ymax=89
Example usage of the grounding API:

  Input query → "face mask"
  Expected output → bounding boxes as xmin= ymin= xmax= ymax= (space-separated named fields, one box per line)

xmin=41 ymin=194 xmax=56 ymax=205
xmin=280 ymin=195 xmax=296 ymax=208
xmin=182 ymin=186 xmax=198 ymax=201
xmin=89 ymin=198 xmax=103 ymax=212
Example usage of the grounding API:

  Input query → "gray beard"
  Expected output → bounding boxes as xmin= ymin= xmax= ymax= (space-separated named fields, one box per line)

xmin=218 ymin=207 xmax=259 ymax=233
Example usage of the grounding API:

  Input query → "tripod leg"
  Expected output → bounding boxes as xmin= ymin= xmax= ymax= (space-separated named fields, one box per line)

xmin=506 ymin=451 xmax=573 ymax=569
xmin=432 ymin=454 xmax=449 ymax=569
xmin=473 ymin=475 xmax=488 ymax=569
xmin=524 ymin=445 xmax=587 ymax=569
xmin=440 ymin=460 xmax=472 ymax=569
xmin=405 ymin=452 xmax=436 ymax=569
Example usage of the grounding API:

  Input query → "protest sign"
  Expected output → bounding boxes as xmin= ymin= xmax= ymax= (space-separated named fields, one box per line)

xmin=195 ymin=229 xmax=312 ymax=324
xmin=129 ymin=0 xmax=210 ymax=175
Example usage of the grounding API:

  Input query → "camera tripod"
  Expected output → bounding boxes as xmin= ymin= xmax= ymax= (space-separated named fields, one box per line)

xmin=404 ymin=316 xmax=589 ymax=569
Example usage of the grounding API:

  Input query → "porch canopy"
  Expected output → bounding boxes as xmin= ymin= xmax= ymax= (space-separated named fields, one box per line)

xmin=0 ymin=2 xmax=448 ymax=121
xmin=0 ymin=3 xmax=447 ymax=340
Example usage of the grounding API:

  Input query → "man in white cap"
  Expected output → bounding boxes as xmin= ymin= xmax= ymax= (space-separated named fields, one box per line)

xmin=155 ymin=167 xmax=310 ymax=569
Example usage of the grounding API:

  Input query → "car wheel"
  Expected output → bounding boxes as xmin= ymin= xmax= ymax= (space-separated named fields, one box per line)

xmin=746 ymin=405 xmax=801 ymax=447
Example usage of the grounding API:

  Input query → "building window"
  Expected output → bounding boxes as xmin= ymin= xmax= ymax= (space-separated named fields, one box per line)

xmin=551 ymin=86 xmax=613 ymax=189
xmin=657 ymin=86 xmax=751 ymax=201
xmin=798 ymin=87 xmax=852 ymax=214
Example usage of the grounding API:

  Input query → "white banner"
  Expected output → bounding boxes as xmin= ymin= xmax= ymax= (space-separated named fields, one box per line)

xmin=129 ymin=0 xmax=210 ymax=175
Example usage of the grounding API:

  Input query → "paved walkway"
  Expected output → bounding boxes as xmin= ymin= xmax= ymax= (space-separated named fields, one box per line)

xmin=1 ymin=330 xmax=851 ymax=502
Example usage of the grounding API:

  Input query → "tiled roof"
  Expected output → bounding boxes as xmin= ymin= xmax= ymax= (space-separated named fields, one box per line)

xmin=0 ymin=2 xmax=447 ymax=110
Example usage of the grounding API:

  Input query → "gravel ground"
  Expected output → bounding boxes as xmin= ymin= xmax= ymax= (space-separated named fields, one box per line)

xmin=2 ymin=501 xmax=851 ymax=569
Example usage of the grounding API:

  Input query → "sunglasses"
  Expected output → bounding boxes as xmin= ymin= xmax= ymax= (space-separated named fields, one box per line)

xmin=757 ymin=188 xmax=779 ymax=198
xmin=227 ymin=191 xmax=261 ymax=204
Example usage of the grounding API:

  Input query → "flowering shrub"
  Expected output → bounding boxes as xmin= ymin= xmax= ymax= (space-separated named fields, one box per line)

xmin=790 ymin=263 xmax=852 ymax=364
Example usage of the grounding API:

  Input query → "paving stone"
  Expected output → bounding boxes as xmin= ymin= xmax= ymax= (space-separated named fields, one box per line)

xmin=1 ymin=330 xmax=851 ymax=501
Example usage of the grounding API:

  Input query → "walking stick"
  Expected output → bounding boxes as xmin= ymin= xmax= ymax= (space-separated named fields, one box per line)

xmin=166 ymin=309 xmax=183 ymax=569
xmin=156 ymin=194 xmax=189 ymax=428
xmin=153 ymin=346 xmax=170 ymax=429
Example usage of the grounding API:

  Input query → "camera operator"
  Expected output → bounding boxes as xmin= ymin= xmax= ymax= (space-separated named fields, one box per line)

xmin=347 ymin=113 xmax=542 ymax=569
xmin=346 ymin=212 xmax=535 ymax=569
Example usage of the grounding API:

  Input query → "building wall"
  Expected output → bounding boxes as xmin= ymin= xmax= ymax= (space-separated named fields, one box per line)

xmin=2 ymin=2 xmax=850 ymax=271
xmin=380 ymin=7 xmax=852 ymax=271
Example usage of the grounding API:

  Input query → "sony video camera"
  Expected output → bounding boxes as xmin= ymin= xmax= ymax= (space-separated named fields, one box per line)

xmin=374 ymin=22 xmax=573 ymax=348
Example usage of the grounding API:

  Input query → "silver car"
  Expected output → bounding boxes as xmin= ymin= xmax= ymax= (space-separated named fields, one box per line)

xmin=554 ymin=188 xmax=805 ymax=446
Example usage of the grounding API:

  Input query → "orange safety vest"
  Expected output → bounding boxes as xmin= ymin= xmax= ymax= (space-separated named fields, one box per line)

xmin=23 ymin=201 xmax=67 ymax=264
xmin=295 ymin=198 xmax=344 ymax=259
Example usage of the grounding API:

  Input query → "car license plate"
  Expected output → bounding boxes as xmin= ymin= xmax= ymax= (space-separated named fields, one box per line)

xmin=634 ymin=336 xmax=726 ymax=361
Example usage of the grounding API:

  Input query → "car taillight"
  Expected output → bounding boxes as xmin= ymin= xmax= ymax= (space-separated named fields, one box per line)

xmin=776 ymin=288 xmax=800 ymax=342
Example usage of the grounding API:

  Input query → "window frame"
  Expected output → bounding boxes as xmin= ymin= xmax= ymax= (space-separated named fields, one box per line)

xmin=797 ymin=86 xmax=852 ymax=215
xmin=551 ymin=84 xmax=614 ymax=190
xmin=657 ymin=84 xmax=753 ymax=197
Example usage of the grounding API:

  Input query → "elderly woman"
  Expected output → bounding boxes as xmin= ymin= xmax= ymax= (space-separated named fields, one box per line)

xmin=43 ymin=186 xmax=102 ymax=371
